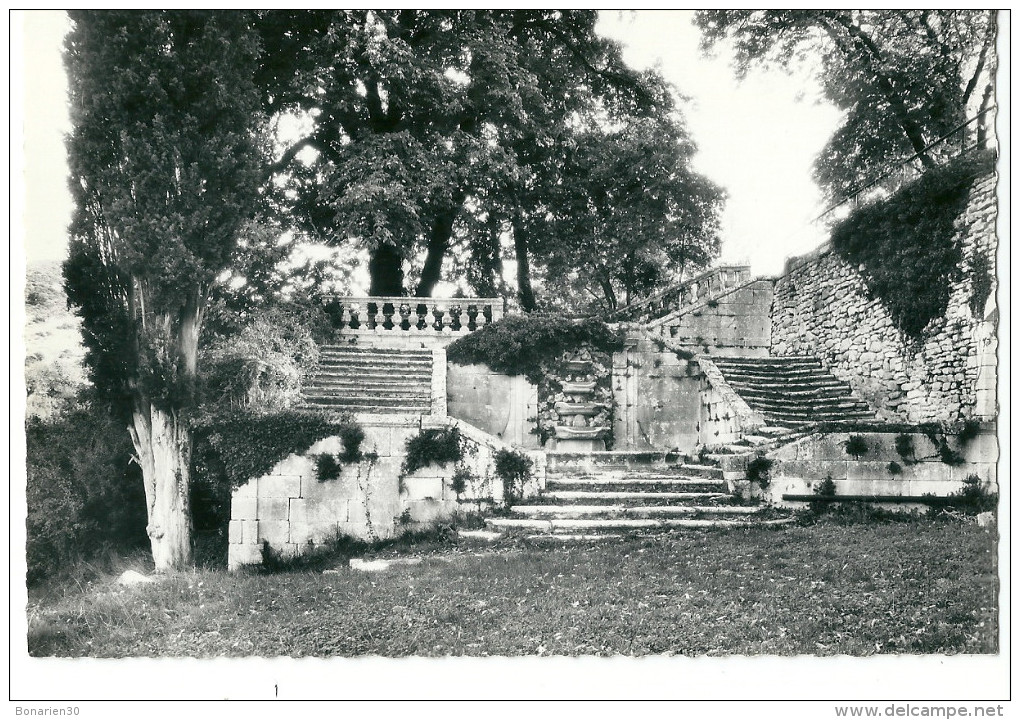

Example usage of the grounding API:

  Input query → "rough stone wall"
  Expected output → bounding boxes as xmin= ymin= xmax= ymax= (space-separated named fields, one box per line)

xmin=770 ymin=173 xmax=997 ymax=424
xmin=654 ymin=280 xmax=773 ymax=356
xmin=446 ymin=363 xmax=540 ymax=448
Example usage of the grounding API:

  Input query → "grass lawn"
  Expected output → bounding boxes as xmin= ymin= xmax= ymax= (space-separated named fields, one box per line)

xmin=26 ymin=520 xmax=998 ymax=657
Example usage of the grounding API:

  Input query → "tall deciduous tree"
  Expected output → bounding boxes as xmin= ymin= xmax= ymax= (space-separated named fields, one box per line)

xmin=532 ymin=116 xmax=723 ymax=312
xmin=64 ymin=11 xmax=265 ymax=570
xmin=256 ymin=10 xmax=665 ymax=298
xmin=696 ymin=10 xmax=996 ymax=201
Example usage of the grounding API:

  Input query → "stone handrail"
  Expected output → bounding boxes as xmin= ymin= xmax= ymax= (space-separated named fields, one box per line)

xmin=608 ymin=266 xmax=752 ymax=324
xmin=695 ymin=355 xmax=766 ymax=433
xmin=325 ymin=295 xmax=504 ymax=336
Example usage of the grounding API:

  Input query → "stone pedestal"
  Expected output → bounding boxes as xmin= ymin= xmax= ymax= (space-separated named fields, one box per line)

xmin=553 ymin=358 xmax=609 ymax=451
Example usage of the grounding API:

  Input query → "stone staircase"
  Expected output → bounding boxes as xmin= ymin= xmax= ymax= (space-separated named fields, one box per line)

xmin=486 ymin=452 xmax=792 ymax=537
xmin=712 ymin=356 xmax=875 ymax=428
xmin=300 ymin=345 xmax=433 ymax=414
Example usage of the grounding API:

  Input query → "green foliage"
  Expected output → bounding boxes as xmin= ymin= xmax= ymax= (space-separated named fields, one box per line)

xmin=844 ymin=435 xmax=869 ymax=459
xmin=830 ymin=152 xmax=992 ymax=337
xmin=809 ymin=475 xmax=839 ymax=515
xmin=65 ymin=11 xmax=267 ymax=416
xmin=938 ymin=441 xmax=966 ymax=467
xmin=894 ymin=433 xmax=916 ymax=463
xmin=968 ymin=249 xmax=994 ymax=319
xmin=745 ymin=454 xmax=774 ymax=490
xmin=192 ymin=410 xmax=360 ymax=489
xmin=958 ymin=419 xmax=981 ymax=444
xmin=314 ymin=454 xmax=343 ymax=483
xmin=26 ymin=401 xmax=148 ymax=584
xmin=401 ymin=428 xmax=464 ymax=476
xmin=494 ymin=449 xmax=533 ymax=508
xmin=447 ymin=314 xmax=624 ymax=384
xmin=256 ymin=10 xmax=678 ymax=298
xmin=200 ymin=309 xmax=319 ymax=413
xmin=942 ymin=474 xmax=997 ymax=515
xmin=697 ymin=10 xmax=996 ymax=202
xmin=449 ymin=466 xmax=473 ymax=499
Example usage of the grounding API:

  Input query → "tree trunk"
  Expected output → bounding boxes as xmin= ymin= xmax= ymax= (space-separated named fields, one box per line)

xmin=125 ymin=288 xmax=203 ymax=573
xmin=129 ymin=402 xmax=194 ymax=572
xmin=415 ymin=201 xmax=463 ymax=297
xmin=368 ymin=244 xmax=405 ymax=296
xmin=511 ymin=214 xmax=537 ymax=312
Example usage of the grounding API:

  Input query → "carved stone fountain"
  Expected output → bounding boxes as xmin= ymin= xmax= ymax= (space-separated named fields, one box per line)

xmin=553 ymin=356 xmax=609 ymax=451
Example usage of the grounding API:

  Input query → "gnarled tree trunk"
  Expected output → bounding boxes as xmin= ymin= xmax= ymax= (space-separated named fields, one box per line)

xmin=125 ymin=288 xmax=203 ymax=572
xmin=129 ymin=402 xmax=193 ymax=571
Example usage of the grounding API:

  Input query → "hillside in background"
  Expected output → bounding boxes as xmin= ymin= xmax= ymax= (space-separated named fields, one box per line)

xmin=24 ymin=261 xmax=86 ymax=418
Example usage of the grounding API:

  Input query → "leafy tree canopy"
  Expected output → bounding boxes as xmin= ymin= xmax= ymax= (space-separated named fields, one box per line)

xmin=696 ymin=10 xmax=996 ymax=201
xmin=256 ymin=10 xmax=716 ymax=304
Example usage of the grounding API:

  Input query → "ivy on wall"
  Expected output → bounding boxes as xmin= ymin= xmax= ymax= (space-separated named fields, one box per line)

xmin=830 ymin=151 xmax=994 ymax=338
xmin=446 ymin=313 xmax=624 ymax=384
xmin=192 ymin=409 xmax=362 ymax=489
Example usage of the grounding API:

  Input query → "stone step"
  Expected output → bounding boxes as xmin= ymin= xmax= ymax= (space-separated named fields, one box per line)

xmin=303 ymin=387 xmax=431 ymax=400
xmin=319 ymin=345 xmax=432 ymax=356
xmin=721 ymin=372 xmax=846 ymax=387
xmin=731 ymin=385 xmax=855 ymax=400
xmin=543 ymin=490 xmax=731 ymax=502
xmin=317 ymin=356 xmax=432 ymax=369
xmin=712 ymin=356 xmax=822 ymax=368
xmin=297 ymin=402 xmax=429 ymax=415
xmin=545 ymin=474 xmax=727 ymax=487
xmin=300 ymin=396 xmax=430 ymax=409
xmin=486 ymin=517 xmax=796 ymax=532
xmin=512 ymin=504 xmax=764 ymax=517
xmin=301 ymin=375 xmax=430 ymax=387
xmin=742 ymin=398 xmax=872 ymax=414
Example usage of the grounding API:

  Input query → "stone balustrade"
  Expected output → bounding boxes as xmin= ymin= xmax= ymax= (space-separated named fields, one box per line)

xmin=325 ymin=296 xmax=504 ymax=336
xmin=609 ymin=266 xmax=752 ymax=324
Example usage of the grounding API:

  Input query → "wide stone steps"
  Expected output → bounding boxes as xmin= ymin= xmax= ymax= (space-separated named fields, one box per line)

xmin=299 ymin=344 xmax=435 ymax=415
xmin=712 ymin=355 xmax=876 ymax=427
xmin=485 ymin=451 xmax=793 ymax=535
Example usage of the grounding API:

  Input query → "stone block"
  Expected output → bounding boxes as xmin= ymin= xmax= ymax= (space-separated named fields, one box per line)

xmin=257 ymin=519 xmax=290 ymax=545
xmin=228 ymin=543 xmax=263 ymax=571
xmin=258 ymin=474 xmax=302 ymax=498
xmin=405 ymin=498 xmax=457 ymax=524
xmin=404 ymin=474 xmax=447 ymax=500
xmin=258 ymin=497 xmax=290 ymax=521
xmin=242 ymin=520 xmax=259 ymax=545
xmin=228 ymin=520 xmax=242 ymax=544
xmin=231 ymin=497 xmax=257 ymax=521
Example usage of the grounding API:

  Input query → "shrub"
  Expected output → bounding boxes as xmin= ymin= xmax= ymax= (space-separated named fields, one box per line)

xmin=446 ymin=313 xmax=624 ymax=384
xmin=894 ymin=433 xmax=916 ymax=464
xmin=745 ymin=454 xmax=774 ymax=490
xmin=494 ymin=449 xmax=533 ymax=508
xmin=887 ymin=461 xmax=903 ymax=475
xmin=830 ymin=151 xmax=993 ymax=338
xmin=943 ymin=474 xmax=997 ymax=515
xmin=449 ymin=466 xmax=473 ymax=500
xmin=200 ymin=309 xmax=319 ymax=413
xmin=338 ymin=424 xmax=366 ymax=463
xmin=958 ymin=418 xmax=981 ymax=444
xmin=938 ymin=440 xmax=965 ymax=467
xmin=844 ymin=434 xmax=868 ymax=459
xmin=314 ymin=453 xmax=343 ymax=482
xmin=809 ymin=475 xmax=838 ymax=515
xmin=402 ymin=427 xmax=463 ymax=476
xmin=26 ymin=401 xmax=148 ymax=584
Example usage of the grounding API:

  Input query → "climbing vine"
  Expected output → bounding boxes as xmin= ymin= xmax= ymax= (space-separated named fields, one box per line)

xmin=830 ymin=151 xmax=994 ymax=338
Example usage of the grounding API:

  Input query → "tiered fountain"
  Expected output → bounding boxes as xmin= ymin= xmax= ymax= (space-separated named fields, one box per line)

xmin=553 ymin=356 xmax=610 ymax=451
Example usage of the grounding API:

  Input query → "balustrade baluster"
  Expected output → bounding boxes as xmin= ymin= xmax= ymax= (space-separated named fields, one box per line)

xmin=398 ymin=302 xmax=411 ymax=331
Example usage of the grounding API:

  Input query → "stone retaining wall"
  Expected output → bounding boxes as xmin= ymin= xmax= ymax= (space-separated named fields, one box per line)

xmin=770 ymin=173 xmax=998 ymax=424
xmin=227 ymin=415 xmax=544 ymax=570
xmin=761 ymin=429 xmax=998 ymax=506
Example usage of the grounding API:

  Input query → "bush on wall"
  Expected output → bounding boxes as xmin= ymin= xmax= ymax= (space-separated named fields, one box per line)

xmin=401 ymin=427 xmax=464 ymax=476
xmin=830 ymin=151 xmax=994 ymax=338
xmin=446 ymin=313 xmax=624 ymax=384
xmin=192 ymin=409 xmax=362 ymax=489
